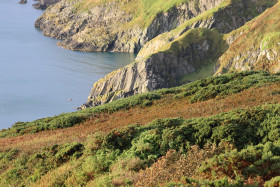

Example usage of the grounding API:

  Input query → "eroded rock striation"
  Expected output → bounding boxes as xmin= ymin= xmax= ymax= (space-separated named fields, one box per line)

xmin=215 ymin=2 xmax=280 ymax=75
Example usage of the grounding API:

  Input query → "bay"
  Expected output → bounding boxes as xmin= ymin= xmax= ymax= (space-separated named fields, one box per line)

xmin=0 ymin=0 xmax=135 ymax=129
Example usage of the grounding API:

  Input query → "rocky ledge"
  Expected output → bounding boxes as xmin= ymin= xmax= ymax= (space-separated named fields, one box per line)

xmin=33 ymin=0 xmax=61 ymax=9
xmin=19 ymin=0 xmax=27 ymax=4
xmin=79 ymin=28 xmax=227 ymax=109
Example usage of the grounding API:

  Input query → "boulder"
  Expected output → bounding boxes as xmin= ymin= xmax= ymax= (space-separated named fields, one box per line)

xmin=19 ymin=0 xmax=27 ymax=4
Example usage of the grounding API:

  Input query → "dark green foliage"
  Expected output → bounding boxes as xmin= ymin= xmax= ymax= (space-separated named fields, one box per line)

xmin=0 ymin=143 xmax=84 ymax=186
xmin=80 ymin=104 xmax=280 ymax=171
xmin=180 ymin=71 xmax=280 ymax=103
xmin=0 ymin=149 xmax=19 ymax=171
xmin=200 ymin=141 xmax=280 ymax=181
xmin=271 ymin=90 xmax=280 ymax=95
xmin=175 ymin=176 xmax=243 ymax=186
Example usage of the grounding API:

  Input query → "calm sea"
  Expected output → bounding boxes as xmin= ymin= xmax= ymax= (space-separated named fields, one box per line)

xmin=0 ymin=0 xmax=135 ymax=129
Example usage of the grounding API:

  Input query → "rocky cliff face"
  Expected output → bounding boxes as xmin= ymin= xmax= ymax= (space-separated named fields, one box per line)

xmin=35 ymin=0 xmax=224 ymax=53
xmin=33 ymin=0 xmax=61 ymax=9
xmin=79 ymin=0 xmax=278 ymax=108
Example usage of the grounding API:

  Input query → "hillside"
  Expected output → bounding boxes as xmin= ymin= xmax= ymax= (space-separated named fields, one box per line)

xmin=1 ymin=72 xmax=280 ymax=186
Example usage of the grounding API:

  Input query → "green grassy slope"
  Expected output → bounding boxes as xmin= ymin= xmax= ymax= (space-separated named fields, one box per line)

xmin=1 ymin=104 xmax=280 ymax=186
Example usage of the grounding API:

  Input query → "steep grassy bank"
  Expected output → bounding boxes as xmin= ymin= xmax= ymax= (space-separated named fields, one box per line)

xmin=215 ymin=1 xmax=280 ymax=74
xmin=1 ymin=72 xmax=280 ymax=186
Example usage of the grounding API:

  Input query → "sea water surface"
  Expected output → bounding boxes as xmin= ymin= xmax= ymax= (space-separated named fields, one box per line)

xmin=0 ymin=0 xmax=135 ymax=129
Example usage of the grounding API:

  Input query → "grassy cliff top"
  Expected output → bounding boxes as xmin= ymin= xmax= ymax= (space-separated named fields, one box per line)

xmin=70 ymin=0 xmax=190 ymax=28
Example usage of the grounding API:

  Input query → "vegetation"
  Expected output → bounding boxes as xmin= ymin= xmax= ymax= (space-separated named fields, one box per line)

xmin=4 ymin=0 xmax=279 ymax=185
xmin=0 ymin=71 xmax=280 ymax=186
xmin=1 ymin=103 xmax=280 ymax=186
xmin=1 ymin=71 xmax=279 ymax=138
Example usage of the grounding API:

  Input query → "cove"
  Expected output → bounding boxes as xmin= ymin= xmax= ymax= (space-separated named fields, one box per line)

xmin=0 ymin=0 xmax=135 ymax=129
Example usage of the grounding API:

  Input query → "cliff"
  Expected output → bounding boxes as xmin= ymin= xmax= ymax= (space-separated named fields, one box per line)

xmin=34 ymin=0 xmax=279 ymax=108
xmin=80 ymin=28 xmax=227 ymax=108
xmin=35 ymin=0 xmax=224 ymax=52
xmin=79 ymin=0 xmax=278 ymax=108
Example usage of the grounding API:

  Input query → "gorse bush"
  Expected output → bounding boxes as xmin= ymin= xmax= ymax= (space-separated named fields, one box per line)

xmin=199 ymin=141 xmax=280 ymax=184
xmin=0 ymin=143 xmax=84 ymax=186
xmin=2 ymin=104 xmax=280 ymax=186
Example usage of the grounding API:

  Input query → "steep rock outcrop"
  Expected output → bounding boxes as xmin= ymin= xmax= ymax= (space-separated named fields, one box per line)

xmin=33 ymin=0 xmax=61 ymax=9
xmin=35 ymin=0 xmax=224 ymax=53
xmin=80 ymin=28 xmax=227 ymax=108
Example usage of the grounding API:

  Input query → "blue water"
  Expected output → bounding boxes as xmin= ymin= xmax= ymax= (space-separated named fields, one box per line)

xmin=0 ymin=0 xmax=135 ymax=129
